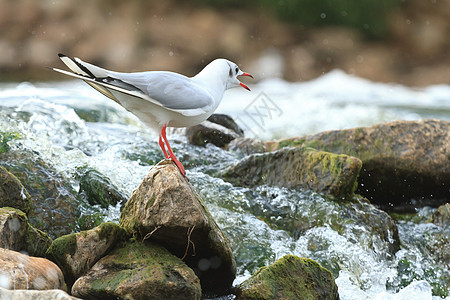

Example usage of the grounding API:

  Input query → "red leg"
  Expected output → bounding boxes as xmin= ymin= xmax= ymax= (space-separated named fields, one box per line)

xmin=161 ymin=124 xmax=186 ymax=177
xmin=159 ymin=135 xmax=169 ymax=158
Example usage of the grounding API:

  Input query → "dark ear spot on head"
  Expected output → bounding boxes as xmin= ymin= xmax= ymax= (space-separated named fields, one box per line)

xmin=229 ymin=67 xmax=233 ymax=77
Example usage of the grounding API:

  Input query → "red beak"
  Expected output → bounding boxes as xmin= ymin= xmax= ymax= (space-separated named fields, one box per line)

xmin=238 ymin=72 xmax=253 ymax=91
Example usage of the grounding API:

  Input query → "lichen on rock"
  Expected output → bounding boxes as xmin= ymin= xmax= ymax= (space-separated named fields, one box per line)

xmin=237 ymin=254 xmax=339 ymax=300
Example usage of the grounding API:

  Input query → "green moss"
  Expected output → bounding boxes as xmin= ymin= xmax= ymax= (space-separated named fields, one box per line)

xmin=98 ymin=222 xmax=127 ymax=242
xmin=0 ymin=131 xmax=21 ymax=153
xmin=0 ymin=206 xmax=27 ymax=218
xmin=88 ymin=240 xmax=200 ymax=296
xmin=47 ymin=233 xmax=78 ymax=265
xmin=278 ymin=138 xmax=305 ymax=149
xmin=239 ymin=255 xmax=338 ymax=300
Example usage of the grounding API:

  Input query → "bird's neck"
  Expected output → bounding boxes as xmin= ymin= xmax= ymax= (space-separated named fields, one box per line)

xmin=192 ymin=63 xmax=228 ymax=103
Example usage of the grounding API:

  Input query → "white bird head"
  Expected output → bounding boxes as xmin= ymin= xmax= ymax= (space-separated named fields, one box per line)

xmin=197 ymin=59 xmax=253 ymax=92
xmin=224 ymin=60 xmax=254 ymax=91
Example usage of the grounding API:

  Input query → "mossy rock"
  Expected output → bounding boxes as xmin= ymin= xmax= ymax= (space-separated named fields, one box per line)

xmin=270 ymin=120 xmax=450 ymax=206
xmin=46 ymin=222 xmax=128 ymax=289
xmin=78 ymin=168 xmax=127 ymax=209
xmin=237 ymin=255 xmax=339 ymax=300
xmin=0 ymin=166 xmax=32 ymax=214
xmin=71 ymin=240 xmax=201 ymax=300
xmin=0 ymin=207 xmax=52 ymax=257
xmin=223 ymin=146 xmax=361 ymax=200
xmin=120 ymin=160 xmax=236 ymax=296
xmin=0 ymin=131 xmax=21 ymax=153
xmin=0 ymin=149 xmax=79 ymax=238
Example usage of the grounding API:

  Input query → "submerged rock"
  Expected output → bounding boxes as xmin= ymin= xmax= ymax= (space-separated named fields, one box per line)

xmin=0 ymin=166 xmax=32 ymax=214
xmin=237 ymin=255 xmax=339 ymax=300
xmin=0 ymin=207 xmax=52 ymax=257
xmin=270 ymin=119 xmax=450 ymax=206
xmin=0 ymin=287 xmax=79 ymax=300
xmin=0 ymin=248 xmax=65 ymax=290
xmin=78 ymin=168 xmax=127 ymax=209
xmin=71 ymin=240 xmax=201 ymax=300
xmin=223 ymin=146 xmax=362 ymax=200
xmin=46 ymin=222 xmax=127 ymax=288
xmin=119 ymin=159 xmax=236 ymax=296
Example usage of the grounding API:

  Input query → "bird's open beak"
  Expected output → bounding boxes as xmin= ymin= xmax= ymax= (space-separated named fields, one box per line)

xmin=238 ymin=72 xmax=253 ymax=91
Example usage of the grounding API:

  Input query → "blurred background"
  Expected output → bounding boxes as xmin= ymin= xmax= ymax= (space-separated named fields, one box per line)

xmin=0 ymin=0 xmax=449 ymax=86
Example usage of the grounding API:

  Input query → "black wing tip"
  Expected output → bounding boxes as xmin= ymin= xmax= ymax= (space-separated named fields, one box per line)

xmin=58 ymin=53 xmax=67 ymax=58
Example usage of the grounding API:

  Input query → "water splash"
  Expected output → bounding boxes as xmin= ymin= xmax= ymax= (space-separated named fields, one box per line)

xmin=0 ymin=74 xmax=448 ymax=299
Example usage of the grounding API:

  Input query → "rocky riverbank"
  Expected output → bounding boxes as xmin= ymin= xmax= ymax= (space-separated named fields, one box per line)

xmin=1 ymin=116 xmax=449 ymax=298
xmin=1 ymin=0 xmax=450 ymax=86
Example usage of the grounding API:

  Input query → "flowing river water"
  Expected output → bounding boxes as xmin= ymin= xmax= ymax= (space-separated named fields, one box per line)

xmin=0 ymin=71 xmax=449 ymax=299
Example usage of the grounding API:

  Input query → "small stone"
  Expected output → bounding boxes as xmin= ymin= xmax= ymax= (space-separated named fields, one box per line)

xmin=431 ymin=203 xmax=450 ymax=227
xmin=186 ymin=120 xmax=240 ymax=147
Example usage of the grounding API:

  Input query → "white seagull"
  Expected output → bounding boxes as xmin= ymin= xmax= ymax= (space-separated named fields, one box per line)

xmin=52 ymin=54 xmax=253 ymax=177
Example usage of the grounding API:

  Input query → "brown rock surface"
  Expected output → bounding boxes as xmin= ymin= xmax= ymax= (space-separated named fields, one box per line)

xmin=119 ymin=159 xmax=236 ymax=295
xmin=0 ymin=287 xmax=79 ymax=300
xmin=0 ymin=207 xmax=52 ymax=257
xmin=0 ymin=248 xmax=65 ymax=290
xmin=271 ymin=120 xmax=450 ymax=206
xmin=46 ymin=222 xmax=127 ymax=288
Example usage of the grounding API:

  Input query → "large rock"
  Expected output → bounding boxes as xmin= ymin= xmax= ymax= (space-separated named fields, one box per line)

xmin=71 ymin=240 xmax=201 ymax=300
xmin=119 ymin=159 xmax=236 ymax=296
xmin=46 ymin=222 xmax=127 ymax=288
xmin=0 ymin=287 xmax=79 ymax=300
xmin=0 ymin=207 xmax=52 ymax=257
xmin=237 ymin=255 xmax=339 ymax=300
xmin=269 ymin=120 xmax=450 ymax=205
xmin=0 ymin=166 xmax=32 ymax=214
xmin=0 ymin=248 xmax=65 ymax=290
xmin=223 ymin=146 xmax=362 ymax=200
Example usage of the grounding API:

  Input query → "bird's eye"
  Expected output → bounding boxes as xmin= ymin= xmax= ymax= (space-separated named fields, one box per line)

xmin=235 ymin=67 xmax=239 ymax=74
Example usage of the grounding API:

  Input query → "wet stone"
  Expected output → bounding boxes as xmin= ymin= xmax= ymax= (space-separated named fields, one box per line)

xmin=119 ymin=159 xmax=236 ymax=296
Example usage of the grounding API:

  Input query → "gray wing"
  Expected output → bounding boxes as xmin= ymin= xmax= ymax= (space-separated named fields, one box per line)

xmin=109 ymin=71 xmax=214 ymax=110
